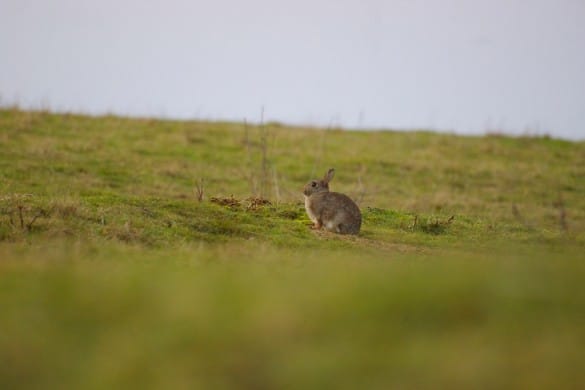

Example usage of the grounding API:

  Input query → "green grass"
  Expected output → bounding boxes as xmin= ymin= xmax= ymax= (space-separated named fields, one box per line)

xmin=1 ymin=108 xmax=584 ymax=388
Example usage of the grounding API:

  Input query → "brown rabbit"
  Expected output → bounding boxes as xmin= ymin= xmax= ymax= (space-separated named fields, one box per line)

xmin=303 ymin=168 xmax=362 ymax=235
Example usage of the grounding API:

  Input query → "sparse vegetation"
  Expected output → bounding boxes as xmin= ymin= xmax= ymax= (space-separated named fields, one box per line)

xmin=1 ymin=108 xmax=584 ymax=388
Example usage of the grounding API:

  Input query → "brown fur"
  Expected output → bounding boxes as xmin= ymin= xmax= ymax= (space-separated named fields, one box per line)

xmin=303 ymin=169 xmax=362 ymax=235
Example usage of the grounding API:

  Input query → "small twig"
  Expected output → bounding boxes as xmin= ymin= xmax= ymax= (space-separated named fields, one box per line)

xmin=259 ymin=106 xmax=269 ymax=198
xmin=243 ymin=119 xmax=252 ymax=189
xmin=18 ymin=205 xmax=24 ymax=229
xmin=243 ymin=118 xmax=256 ymax=196
xmin=243 ymin=118 xmax=250 ymax=149
xmin=553 ymin=193 xmax=569 ymax=233
xmin=272 ymin=167 xmax=280 ymax=204
xmin=194 ymin=178 xmax=205 ymax=202
xmin=14 ymin=206 xmax=53 ymax=232
xmin=26 ymin=212 xmax=43 ymax=232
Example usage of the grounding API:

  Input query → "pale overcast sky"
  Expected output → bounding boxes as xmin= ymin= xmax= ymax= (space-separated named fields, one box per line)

xmin=1 ymin=0 xmax=584 ymax=139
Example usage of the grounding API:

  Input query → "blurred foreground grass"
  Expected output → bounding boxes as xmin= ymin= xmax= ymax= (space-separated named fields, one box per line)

xmin=2 ymin=243 xmax=584 ymax=389
xmin=1 ymin=109 xmax=584 ymax=388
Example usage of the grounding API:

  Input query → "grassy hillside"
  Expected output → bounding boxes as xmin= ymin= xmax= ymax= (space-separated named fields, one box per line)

xmin=1 ymin=108 xmax=584 ymax=388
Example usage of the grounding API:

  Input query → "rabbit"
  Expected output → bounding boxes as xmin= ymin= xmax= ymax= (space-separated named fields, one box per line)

xmin=303 ymin=168 xmax=362 ymax=235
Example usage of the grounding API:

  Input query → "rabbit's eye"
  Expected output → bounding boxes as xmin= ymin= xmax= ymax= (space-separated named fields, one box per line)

xmin=311 ymin=181 xmax=317 ymax=187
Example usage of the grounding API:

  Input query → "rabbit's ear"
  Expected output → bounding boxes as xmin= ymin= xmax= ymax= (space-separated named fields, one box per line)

xmin=324 ymin=168 xmax=335 ymax=183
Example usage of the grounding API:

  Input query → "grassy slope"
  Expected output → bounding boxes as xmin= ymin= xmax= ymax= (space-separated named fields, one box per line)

xmin=1 ymin=109 xmax=584 ymax=388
